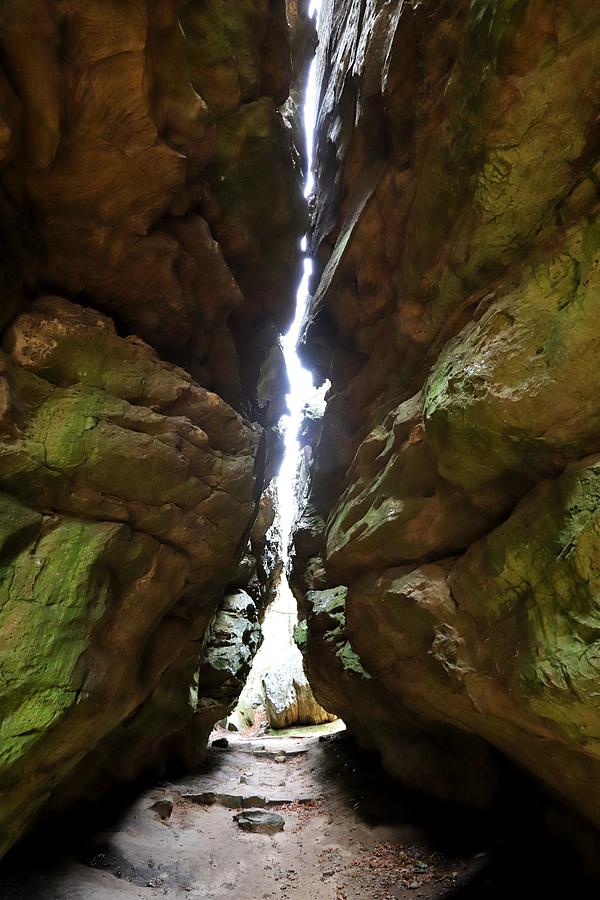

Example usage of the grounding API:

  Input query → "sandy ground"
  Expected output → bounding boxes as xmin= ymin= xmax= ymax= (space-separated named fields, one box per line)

xmin=0 ymin=729 xmax=593 ymax=899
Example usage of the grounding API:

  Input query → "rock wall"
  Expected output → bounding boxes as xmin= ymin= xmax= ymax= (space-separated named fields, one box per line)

xmin=0 ymin=0 xmax=308 ymax=856
xmin=262 ymin=646 xmax=337 ymax=729
xmin=293 ymin=0 xmax=600 ymax=829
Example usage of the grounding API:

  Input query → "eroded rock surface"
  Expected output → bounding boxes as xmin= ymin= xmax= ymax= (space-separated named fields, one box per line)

xmin=0 ymin=0 xmax=308 ymax=857
xmin=261 ymin=650 xmax=336 ymax=729
xmin=293 ymin=0 xmax=600 ymax=832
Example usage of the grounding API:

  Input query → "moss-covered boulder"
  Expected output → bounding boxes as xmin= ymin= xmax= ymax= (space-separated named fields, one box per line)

xmin=0 ymin=296 xmax=261 ymax=854
xmin=424 ymin=217 xmax=600 ymax=514
xmin=0 ymin=499 xmax=187 ymax=855
xmin=0 ymin=0 xmax=306 ymax=857
xmin=325 ymin=392 xmax=493 ymax=577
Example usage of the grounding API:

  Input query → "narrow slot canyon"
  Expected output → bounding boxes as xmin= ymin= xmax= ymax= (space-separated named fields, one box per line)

xmin=1 ymin=1 xmax=600 ymax=898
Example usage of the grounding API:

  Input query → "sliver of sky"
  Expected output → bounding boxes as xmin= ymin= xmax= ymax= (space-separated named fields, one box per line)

xmin=277 ymin=0 xmax=324 ymax=556
xmin=235 ymin=4 xmax=325 ymax=705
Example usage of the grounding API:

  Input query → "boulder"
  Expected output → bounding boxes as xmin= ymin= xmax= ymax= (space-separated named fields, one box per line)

xmin=234 ymin=809 xmax=285 ymax=835
xmin=190 ymin=590 xmax=264 ymax=753
xmin=150 ymin=799 xmax=174 ymax=821
xmin=261 ymin=652 xmax=336 ymax=730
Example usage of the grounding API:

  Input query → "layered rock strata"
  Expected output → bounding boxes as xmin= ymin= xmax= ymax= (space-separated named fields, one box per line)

xmin=0 ymin=0 xmax=307 ymax=856
xmin=293 ymin=0 xmax=600 ymax=830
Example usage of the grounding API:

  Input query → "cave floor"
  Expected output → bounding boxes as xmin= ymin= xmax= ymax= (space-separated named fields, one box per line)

xmin=0 ymin=729 xmax=586 ymax=899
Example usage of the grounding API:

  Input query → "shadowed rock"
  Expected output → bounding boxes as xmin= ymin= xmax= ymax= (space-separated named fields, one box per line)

xmin=0 ymin=0 xmax=308 ymax=859
xmin=293 ymin=0 xmax=600 ymax=848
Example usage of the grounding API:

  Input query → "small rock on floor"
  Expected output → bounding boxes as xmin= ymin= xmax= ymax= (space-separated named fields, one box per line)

xmin=212 ymin=737 xmax=229 ymax=749
xmin=234 ymin=809 xmax=285 ymax=835
xmin=185 ymin=791 xmax=217 ymax=805
xmin=242 ymin=795 xmax=267 ymax=809
xmin=149 ymin=799 xmax=174 ymax=820
xmin=216 ymin=793 xmax=243 ymax=809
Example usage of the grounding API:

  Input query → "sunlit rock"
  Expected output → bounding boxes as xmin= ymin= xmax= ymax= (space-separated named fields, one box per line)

xmin=262 ymin=652 xmax=336 ymax=729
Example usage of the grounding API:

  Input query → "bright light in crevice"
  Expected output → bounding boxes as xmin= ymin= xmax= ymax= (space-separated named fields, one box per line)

xmin=233 ymin=4 xmax=325 ymax=718
xmin=277 ymin=5 xmax=324 ymax=556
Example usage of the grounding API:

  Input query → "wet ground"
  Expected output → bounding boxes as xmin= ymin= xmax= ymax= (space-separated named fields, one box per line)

xmin=0 ymin=728 xmax=593 ymax=899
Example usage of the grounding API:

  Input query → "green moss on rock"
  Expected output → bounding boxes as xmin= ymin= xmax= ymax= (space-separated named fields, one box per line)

xmin=424 ymin=217 xmax=600 ymax=513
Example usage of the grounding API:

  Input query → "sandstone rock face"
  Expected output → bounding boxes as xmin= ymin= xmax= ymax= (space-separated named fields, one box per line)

xmin=293 ymin=0 xmax=600 ymax=829
xmin=261 ymin=650 xmax=336 ymax=729
xmin=193 ymin=590 xmax=263 ymax=750
xmin=0 ymin=1 xmax=307 ymax=857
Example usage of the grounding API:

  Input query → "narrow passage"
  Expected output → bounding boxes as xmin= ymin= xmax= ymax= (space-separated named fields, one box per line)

xmin=1 ymin=5 xmax=597 ymax=900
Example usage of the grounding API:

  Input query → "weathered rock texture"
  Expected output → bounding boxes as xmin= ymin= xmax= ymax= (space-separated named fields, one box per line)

xmin=193 ymin=590 xmax=264 ymax=747
xmin=293 ymin=0 xmax=600 ymax=831
xmin=261 ymin=649 xmax=336 ymax=729
xmin=0 ymin=0 xmax=308 ymax=857
xmin=190 ymin=487 xmax=283 ymax=747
